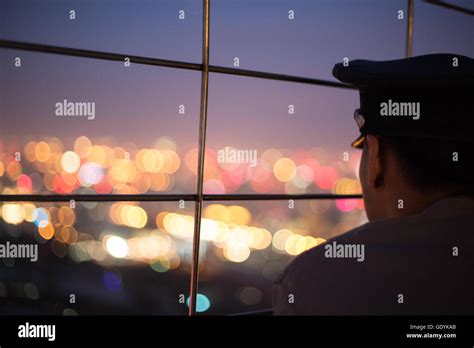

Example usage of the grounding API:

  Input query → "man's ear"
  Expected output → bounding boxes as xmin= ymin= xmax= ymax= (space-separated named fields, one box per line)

xmin=365 ymin=135 xmax=384 ymax=188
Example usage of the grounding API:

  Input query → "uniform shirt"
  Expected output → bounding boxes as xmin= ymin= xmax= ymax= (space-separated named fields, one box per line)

xmin=273 ymin=196 xmax=474 ymax=315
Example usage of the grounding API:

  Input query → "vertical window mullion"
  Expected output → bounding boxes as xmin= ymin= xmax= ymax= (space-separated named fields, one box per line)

xmin=188 ymin=0 xmax=211 ymax=316
xmin=406 ymin=0 xmax=414 ymax=57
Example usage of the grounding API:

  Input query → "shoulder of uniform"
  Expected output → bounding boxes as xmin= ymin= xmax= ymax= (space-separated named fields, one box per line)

xmin=275 ymin=222 xmax=372 ymax=285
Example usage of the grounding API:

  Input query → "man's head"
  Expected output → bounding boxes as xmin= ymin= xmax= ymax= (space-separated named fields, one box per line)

xmin=358 ymin=134 xmax=474 ymax=221
xmin=332 ymin=54 xmax=474 ymax=221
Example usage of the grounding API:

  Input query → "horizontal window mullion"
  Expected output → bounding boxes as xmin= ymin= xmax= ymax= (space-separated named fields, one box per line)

xmin=203 ymin=193 xmax=362 ymax=201
xmin=208 ymin=65 xmax=355 ymax=89
xmin=423 ymin=0 xmax=474 ymax=16
xmin=0 ymin=40 xmax=354 ymax=89
xmin=0 ymin=193 xmax=362 ymax=203
xmin=0 ymin=39 xmax=202 ymax=71
xmin=0 ymin=194 xmax=197 ymax=202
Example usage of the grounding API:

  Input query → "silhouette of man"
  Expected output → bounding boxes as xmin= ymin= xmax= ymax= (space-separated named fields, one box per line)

xmin=273 ymin=54 xmax=474 ymax=315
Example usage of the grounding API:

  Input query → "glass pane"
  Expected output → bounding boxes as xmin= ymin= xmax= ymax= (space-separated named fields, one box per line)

xmin=0 ymin=0 xmax=202 ymax=63
xmin=0 ymin=200 xmax=195 ymax=314
xmin=211 ymin=0 xmax=407 ymax=81
xmin=203 ymin=73 xmax=362 ymax=195
xmin=0 ymin=49 xmax=201 ymax=195
xmin=197 ymin=199 xmax=366 ymax=314
xmin=413 ymin=0 xmax=474 ymax=57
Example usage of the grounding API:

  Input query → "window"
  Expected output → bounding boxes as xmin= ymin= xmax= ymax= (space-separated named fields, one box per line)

xmin=0 ymin=49 xmax=200 ymax=195
xmin=205 ymin=73 xmax=361 ymax=194
xmin=210 ymin=0 xmax=407 ymax=80
xmin=0 ymin=0 xmax=202 ymax=62
xmin=0 ymin=0 xmax=472 ymax=316
xmin=198 ymin=198 xmax=365 ymax=314
xmin=0 ymin=201 xmax=194 ymax=315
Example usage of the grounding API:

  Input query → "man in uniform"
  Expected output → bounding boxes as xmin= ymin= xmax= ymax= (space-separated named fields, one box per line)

xmin=273 ymin=54 xmax=474 ymax=315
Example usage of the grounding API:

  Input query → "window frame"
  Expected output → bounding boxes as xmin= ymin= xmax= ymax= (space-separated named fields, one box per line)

xmin=1 ymin=0 xmax=472 ymax=316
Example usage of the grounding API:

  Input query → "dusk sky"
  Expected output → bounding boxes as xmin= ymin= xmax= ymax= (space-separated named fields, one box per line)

xmin=1 ymin=0 xmax=473 ymax=191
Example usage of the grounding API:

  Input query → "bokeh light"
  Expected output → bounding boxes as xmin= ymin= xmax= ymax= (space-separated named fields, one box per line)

xmin=187 ymin=293 xmax=211 ymax=313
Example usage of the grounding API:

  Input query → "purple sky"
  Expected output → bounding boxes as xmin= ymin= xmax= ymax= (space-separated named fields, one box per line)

xmin=1 ymin=0 xmax=473 ymax=172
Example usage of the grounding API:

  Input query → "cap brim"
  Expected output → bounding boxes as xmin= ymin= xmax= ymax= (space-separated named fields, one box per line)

xmin=351 ymin=134 xmax=365 ymax=149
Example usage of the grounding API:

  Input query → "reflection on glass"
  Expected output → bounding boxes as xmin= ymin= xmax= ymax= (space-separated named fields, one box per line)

xmin=0 ymin=201 xmax=194 ymax=314
xmin=211 ymin=0 xmax=406 ymax=80
xmin=0 ymin=49 xmax=200 ymax=194
xmin=197 ymin=199 xmax=366 ymax=314
xmin=204 ymin=73 xmax=362 ymax=195
xmin=0 ymin=0 xmax=202 ymax=62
